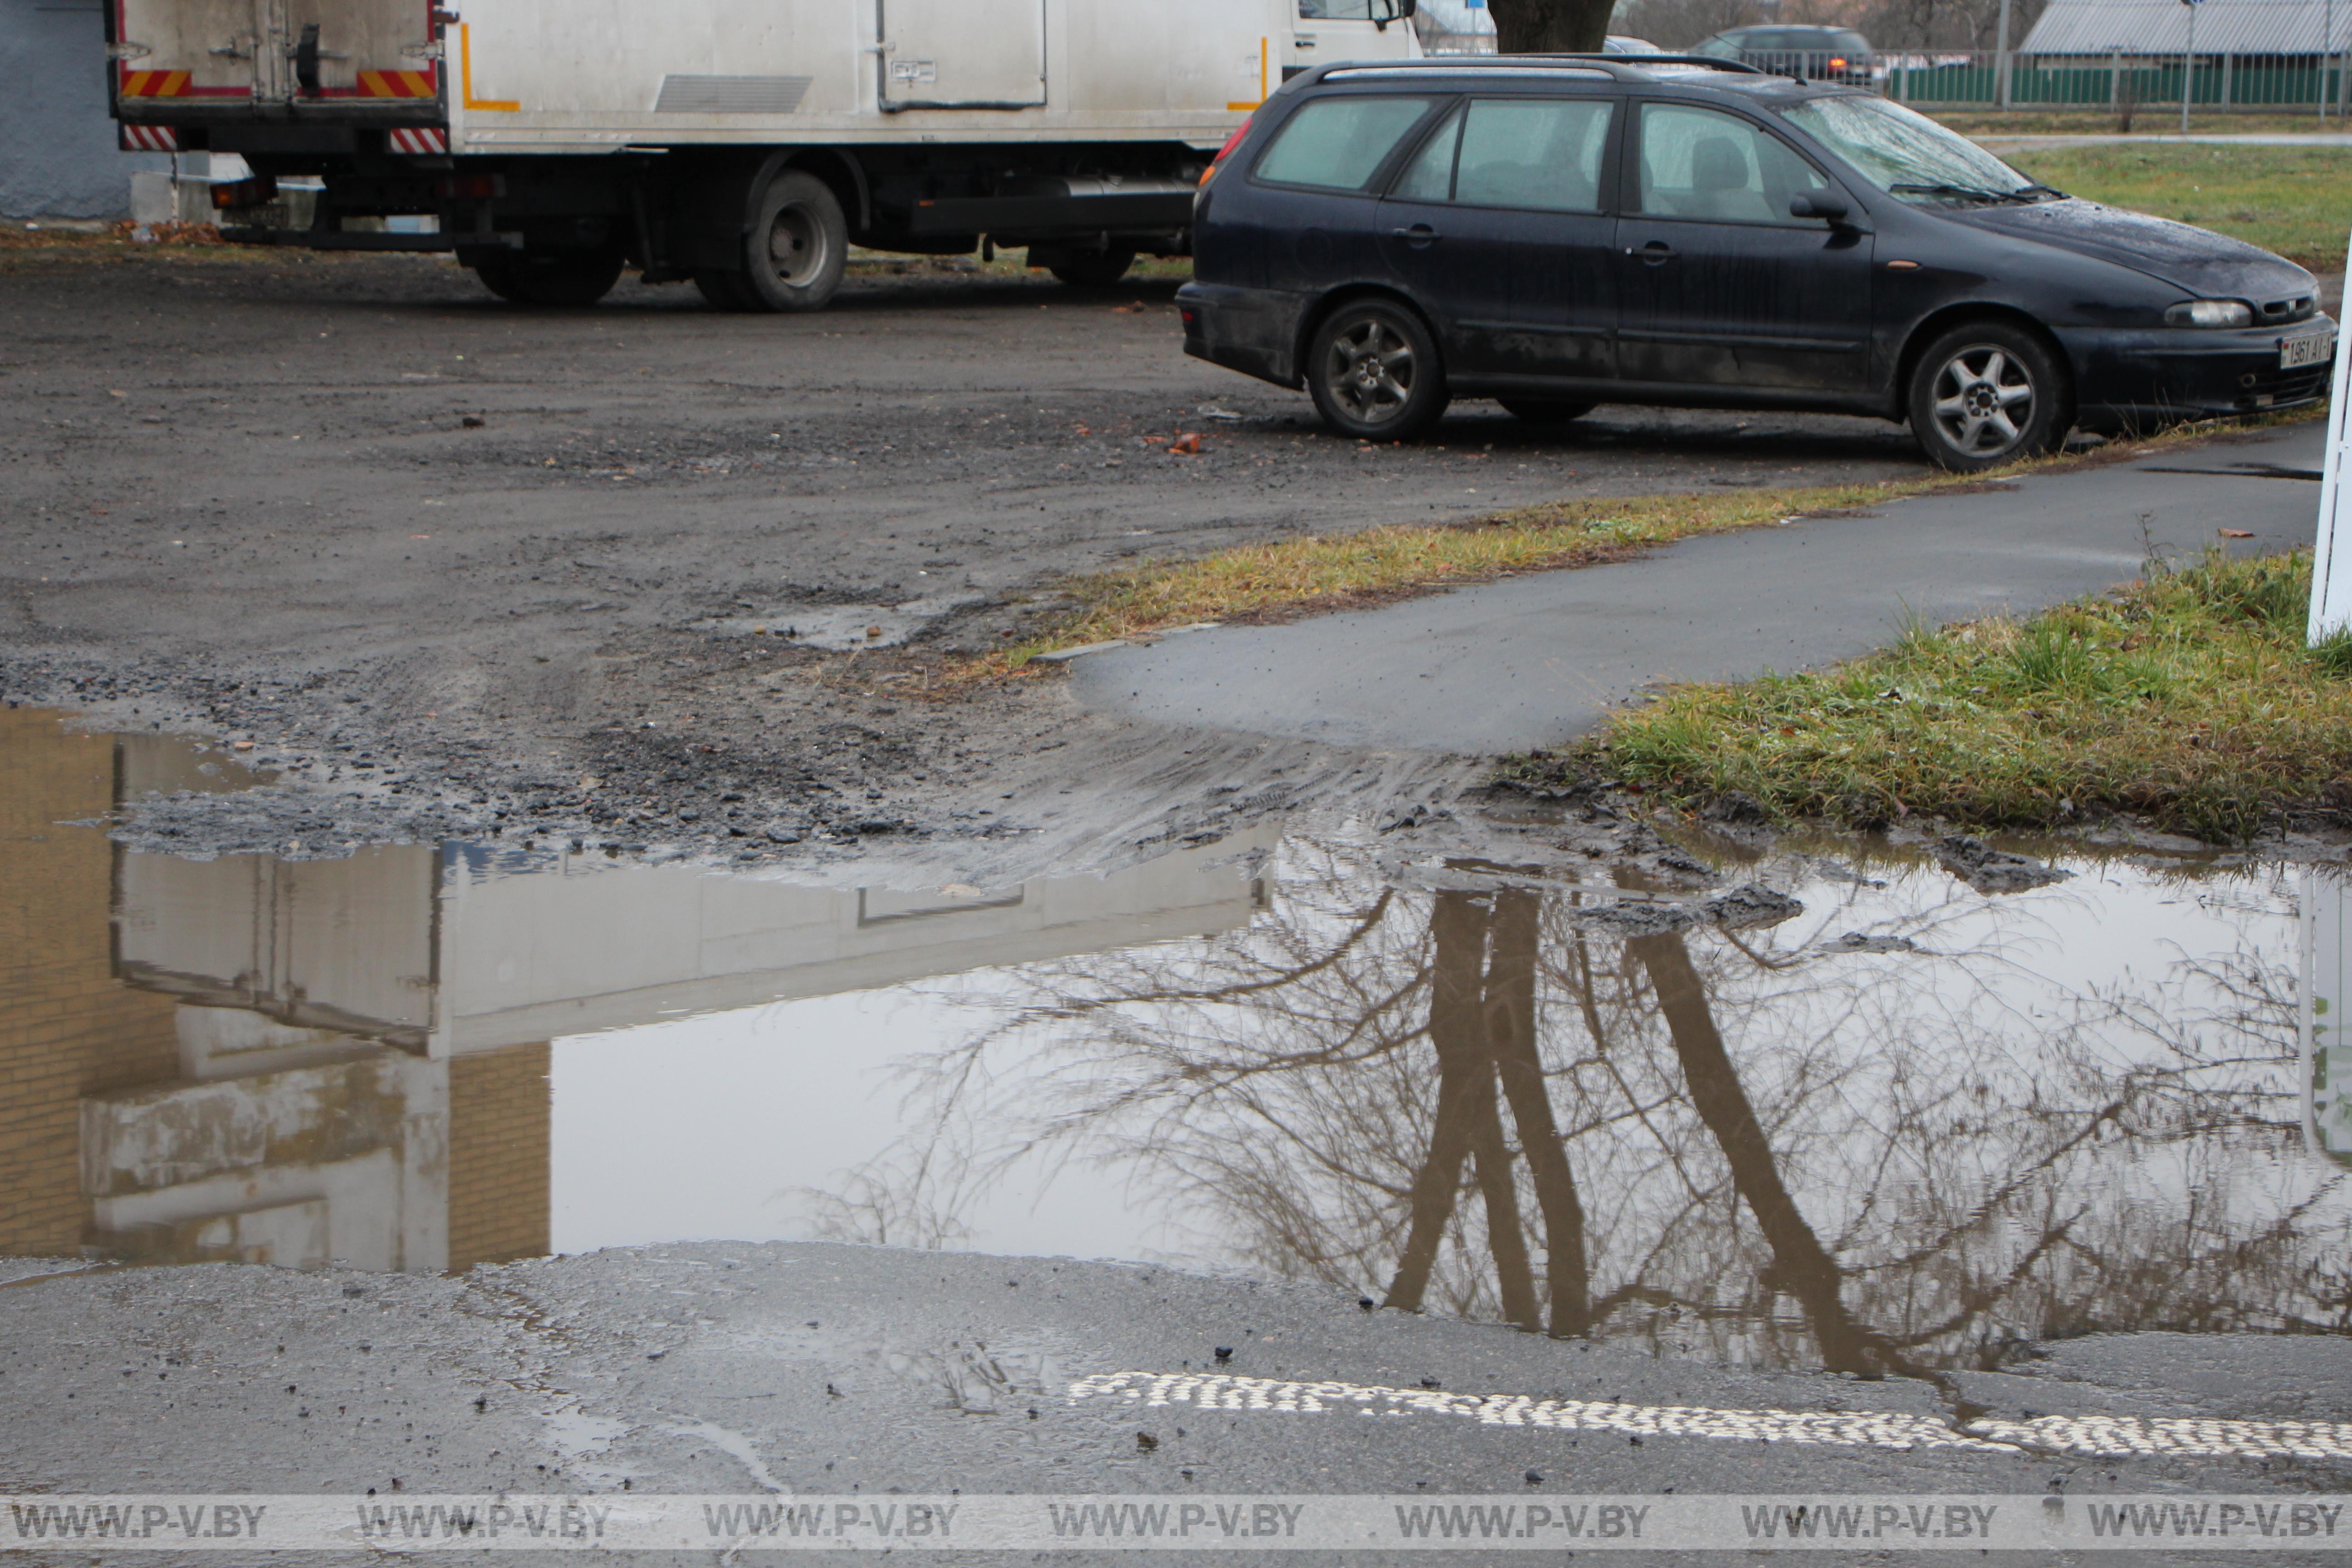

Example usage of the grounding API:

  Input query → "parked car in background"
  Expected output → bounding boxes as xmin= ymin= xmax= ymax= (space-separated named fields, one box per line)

xmin=1178 ymin=55 xmax=2333 ymax=471
xmin=1604 ymin=35 xmax=1665 ymax=53
xmin=1693 ymin=25 xmax=1876 ymax=84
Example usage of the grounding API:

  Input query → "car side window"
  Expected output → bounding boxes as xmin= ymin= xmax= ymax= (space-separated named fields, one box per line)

xmin=1390 ymin=97 xmax=1615 ymax=212
xmin=1255 ymin=96 xmax=1439 ymax=191
xmin=1636 ymin=102 xmax=1828 ymax=224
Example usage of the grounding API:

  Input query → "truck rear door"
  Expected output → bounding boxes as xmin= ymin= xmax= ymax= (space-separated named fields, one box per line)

xmin=113 ymin=0 xmax=436 ymax=117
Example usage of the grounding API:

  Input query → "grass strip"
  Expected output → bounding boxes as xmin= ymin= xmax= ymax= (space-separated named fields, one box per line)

xmin=1500 ymin=548 xmax=2352 ymax=843
xmin=970 ymin=412 xmax=2316 ymax=682
xmin=1999 ymin=143 xmax=2352 ymax=272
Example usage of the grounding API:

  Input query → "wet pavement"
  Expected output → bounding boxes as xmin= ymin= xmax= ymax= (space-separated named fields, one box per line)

xmin=1071 ymin=421 xmax=2327 ymax=755
xmin=10 ymin=709 xmax=2352 ymax=1389
xmin=0 ymin=249 xmax=1930 ymax=870
xmin=14 ymin=711 xmax=2352 ymax=1553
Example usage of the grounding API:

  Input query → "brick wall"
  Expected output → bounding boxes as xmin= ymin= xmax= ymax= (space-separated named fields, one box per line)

xmin=446 ymin=1042 xmax=552 ymax=1269
xmin=0 ymin=711 xmax=182 ymax=1255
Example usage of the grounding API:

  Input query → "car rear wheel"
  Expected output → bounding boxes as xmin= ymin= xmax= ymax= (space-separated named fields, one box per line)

xmin=1498 ymin=397 xmax=1595 ymax=425
xmin=1907 ymin=322 xmax=2068 ymax=473
xmin=1308 ymin=300 xmax=1448 ymax=441
xmin=473 ymin=248 xmax=625 ymax=308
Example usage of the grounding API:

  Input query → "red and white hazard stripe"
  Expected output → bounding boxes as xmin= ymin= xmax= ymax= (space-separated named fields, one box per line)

xmin=120 ymin=124 xmax=179 ymax=152
xmin=387 ymin=127 xmax=450 ymax=155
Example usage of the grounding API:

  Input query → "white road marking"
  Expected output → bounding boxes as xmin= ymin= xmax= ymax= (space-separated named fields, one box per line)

xmin=1069 ymin=1372 xmax=2352 ymax=1461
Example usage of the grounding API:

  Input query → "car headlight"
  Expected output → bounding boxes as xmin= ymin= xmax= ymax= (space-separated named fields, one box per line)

xmin=2165 ymin=299 xmax=2254 ymax=328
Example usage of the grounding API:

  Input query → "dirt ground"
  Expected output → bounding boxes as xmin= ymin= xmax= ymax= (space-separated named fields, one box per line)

xmin=0 ymin=239 xmax=2057 ymax=873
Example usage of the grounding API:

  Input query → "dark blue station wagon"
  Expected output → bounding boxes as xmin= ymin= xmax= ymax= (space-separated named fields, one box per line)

xmin=1177 ymin=56 xmax=2334 ymax=471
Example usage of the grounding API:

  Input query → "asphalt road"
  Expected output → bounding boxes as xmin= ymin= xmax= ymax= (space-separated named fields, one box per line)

xmin=1073 ymin=420 xmax=2328 ymax=755
xmin=9 ymin=1243 xmax=2352 ymax=1566
xmin=0 ymin=242 xmax=1931 ymax=860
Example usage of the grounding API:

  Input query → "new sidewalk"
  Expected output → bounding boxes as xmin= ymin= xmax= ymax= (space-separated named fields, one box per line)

xmin=1072 ymin=421 xmax=2326 ymax=756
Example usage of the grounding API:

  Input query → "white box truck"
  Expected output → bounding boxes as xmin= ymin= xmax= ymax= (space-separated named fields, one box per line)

xmin=105 ymin=0 xmax=1421 ymax=308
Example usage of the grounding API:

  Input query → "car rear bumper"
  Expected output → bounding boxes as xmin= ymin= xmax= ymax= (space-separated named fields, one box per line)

xmin=2060 ymin=318 xmax=2335 ymax=431
xmin=1177 ymin=281 xmax=1307 ymax=389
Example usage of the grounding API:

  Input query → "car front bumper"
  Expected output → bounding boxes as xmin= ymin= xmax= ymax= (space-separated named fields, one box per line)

xmin=2060 ymin=316 xmax=2336 ymax=431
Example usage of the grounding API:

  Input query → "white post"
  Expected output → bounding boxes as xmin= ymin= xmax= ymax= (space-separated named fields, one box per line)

xmin=2180 ymin=0 xmax=2196 ymax=132
xmin=2327 ymin=0 xmax=2337 ymax=122
xmin=2306 ymin=225 xmax=2352 ymax=643
xmin=1994 ymin=0 xmax=2014 ymax=108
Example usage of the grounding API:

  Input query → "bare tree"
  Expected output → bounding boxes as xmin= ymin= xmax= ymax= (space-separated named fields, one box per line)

xmin=1490 ymin=0 xmax=1617 ymax=53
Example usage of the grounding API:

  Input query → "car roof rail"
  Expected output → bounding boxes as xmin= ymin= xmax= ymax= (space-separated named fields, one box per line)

xmin=1306 ymin=53 xmax=1767 ymax=89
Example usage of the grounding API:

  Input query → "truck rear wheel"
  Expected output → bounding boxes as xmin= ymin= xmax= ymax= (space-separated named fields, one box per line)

xmin=693 ymin=271 xmax=758 ymax=312
xmin=473 ymin=249 xmax=625 ymax=308
xmin=1048 ymin=248 xmax=1136 ymax=288
xmin=730 ymin=170 xmax=847 ymax=313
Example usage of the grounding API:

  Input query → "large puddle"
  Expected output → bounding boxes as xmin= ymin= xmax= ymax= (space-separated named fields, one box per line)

xmin=7 ymin=710 xmax=2352 ymax=1378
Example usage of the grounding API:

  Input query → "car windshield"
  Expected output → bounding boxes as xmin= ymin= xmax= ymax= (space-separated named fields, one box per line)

xmin=1779 ymin=94 xmax=2052 ymax=204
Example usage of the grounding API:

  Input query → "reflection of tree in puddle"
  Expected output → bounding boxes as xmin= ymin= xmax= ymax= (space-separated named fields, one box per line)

xmin=837 ymin=839 xmax=2352 ymax=1372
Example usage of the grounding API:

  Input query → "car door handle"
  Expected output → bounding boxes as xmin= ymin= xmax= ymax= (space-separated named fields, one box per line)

xmin=1625 ymin=241 xmax=1678 ymax=263
xmin=1392 ymin=225 xmax=1441 ymax=245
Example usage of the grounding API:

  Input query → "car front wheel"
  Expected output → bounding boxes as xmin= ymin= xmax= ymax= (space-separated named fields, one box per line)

xmin=1906 ymin=322 xmax=2068 ymax=472
xmin=1308 ymin=300 xmax=1448 ymax=441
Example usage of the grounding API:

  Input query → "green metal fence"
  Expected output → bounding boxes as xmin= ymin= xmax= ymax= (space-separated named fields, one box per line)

xmin=1882 ymin=51 xmax=2347 ymax=109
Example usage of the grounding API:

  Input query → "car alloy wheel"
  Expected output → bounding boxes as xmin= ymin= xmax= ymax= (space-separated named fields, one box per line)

xmin=1309 ymin=301 xmax=1447 ymax=440
xmin=1931 ymin=344 xmax=2034 ymax=458
xmin=1906 ymin=321 xmax=2068 ymax=473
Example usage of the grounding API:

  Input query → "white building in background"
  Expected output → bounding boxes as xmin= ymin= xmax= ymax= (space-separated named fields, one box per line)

xmin=1416 ymin=0 xmax=1501 ymax=51
xmin=2022 ymin=0 xmax=2352 ymax=54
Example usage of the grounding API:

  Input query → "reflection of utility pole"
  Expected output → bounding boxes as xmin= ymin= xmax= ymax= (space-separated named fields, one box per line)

xmin=1627 ymin=929 xmax=1889 ymax=1375
xmin=1487 ymin=889 xmax=1592 ymax=1337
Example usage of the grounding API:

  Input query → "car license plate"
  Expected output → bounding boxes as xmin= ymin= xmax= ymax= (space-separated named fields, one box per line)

xmin=2282 ymin=328 xmax=2334 ymax=369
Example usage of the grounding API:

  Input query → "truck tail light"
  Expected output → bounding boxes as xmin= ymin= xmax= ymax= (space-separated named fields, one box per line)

xmin=1199 ymin=116 xmax=1252 ymax=186
xmin=210 ymin=175 xmax=278 ymax=210
xmin=437 ymin=173 xmax=503 ymax=201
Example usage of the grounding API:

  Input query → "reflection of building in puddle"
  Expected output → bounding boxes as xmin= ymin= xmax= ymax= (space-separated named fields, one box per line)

xmin=0 ymin=710 xmax=1268 ymax=1274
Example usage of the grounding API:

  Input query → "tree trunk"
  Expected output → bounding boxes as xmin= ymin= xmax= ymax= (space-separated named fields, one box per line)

xmin=1487 ymin=0 xmax=1616 ymax=54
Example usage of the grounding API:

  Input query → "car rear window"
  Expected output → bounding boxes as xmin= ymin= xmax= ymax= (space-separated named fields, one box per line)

xmin=1254 ymin=96 xmax=1438 ymax=191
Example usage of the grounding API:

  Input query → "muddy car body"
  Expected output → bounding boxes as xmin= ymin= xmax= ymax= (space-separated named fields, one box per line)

xmin=1177 ymin=56 xmax=2334 ymax=469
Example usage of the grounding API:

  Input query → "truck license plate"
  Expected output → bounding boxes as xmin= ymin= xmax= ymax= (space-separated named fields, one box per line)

xmin=2282 ymin=328 xmax=2334 ymax=369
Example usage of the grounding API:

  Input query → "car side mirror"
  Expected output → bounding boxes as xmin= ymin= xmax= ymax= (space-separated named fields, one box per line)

xmin=1370 ymin=0 xmax=1416 ymax=28
xmin=1790 ymin=192 xmax=1849 ymax=223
